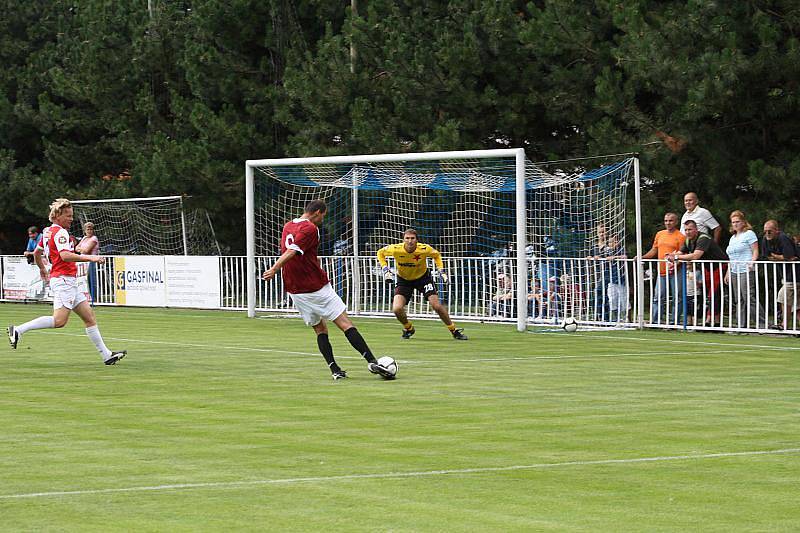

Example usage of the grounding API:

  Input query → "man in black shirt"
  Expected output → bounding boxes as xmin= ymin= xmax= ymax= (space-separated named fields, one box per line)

xmin=760 ymin=220 xmax=798 ymax=329
xmin=669 ymin=220 xmax=729 ymax=327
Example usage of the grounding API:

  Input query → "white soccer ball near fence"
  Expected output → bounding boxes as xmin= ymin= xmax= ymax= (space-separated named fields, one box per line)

xmin=561 ymin=317 xmax=578 ymax=333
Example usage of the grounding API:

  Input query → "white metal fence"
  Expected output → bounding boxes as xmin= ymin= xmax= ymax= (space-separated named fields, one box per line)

xmin=2 ymin=255 xmax=798 ymax=335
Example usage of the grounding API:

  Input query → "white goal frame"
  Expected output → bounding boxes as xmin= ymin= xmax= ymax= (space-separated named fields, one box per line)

xmin=246 ymin=149 xmax=529 ymax=330
xmin=245 ymin=149 xmax=644 ymax=332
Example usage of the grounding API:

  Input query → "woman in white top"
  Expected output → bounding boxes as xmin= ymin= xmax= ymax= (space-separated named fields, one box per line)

xmin=724 ymin=210 xmax=764 ymax=329
xmin=76 ymin=222 xmax=100 ymax=303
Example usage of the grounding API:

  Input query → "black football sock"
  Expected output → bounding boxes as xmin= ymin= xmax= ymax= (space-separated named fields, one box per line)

xmin=317 ymin=333 xmax=340 ymax=373
xmin=344 ymin=327 xmax=376 ymax=363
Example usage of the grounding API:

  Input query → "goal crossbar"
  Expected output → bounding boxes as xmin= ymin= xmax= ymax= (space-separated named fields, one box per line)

xmin=246 ymin=148 xmax=525 ymax=168
xmin=70 ymin=195 xmax=184 ymax=205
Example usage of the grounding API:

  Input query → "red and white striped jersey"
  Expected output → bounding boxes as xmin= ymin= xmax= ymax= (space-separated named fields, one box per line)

xmin=39 ymin=224 xmax=77 ymax=278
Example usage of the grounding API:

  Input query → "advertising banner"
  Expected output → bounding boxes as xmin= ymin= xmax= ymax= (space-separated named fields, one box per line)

xmin=2 ymin=257 xmax=50 ymax=301
xmin=165 ymin=256 xmax=221 ymax=309
xmin=114 ymin=256 xmax=166 ymax=306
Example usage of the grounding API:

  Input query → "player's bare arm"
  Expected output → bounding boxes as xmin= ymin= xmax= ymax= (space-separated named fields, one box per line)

xmin=262 ymin=248 xmax=298 ymax=280
xmin=59 ymin=250 xmax=105 ymax=264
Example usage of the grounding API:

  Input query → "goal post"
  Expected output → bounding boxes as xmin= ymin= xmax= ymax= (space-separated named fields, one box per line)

xmin=514 ymin=150 xmax=526 ymax=327
xmin=246 ymin=149 xmax=639 ymax=332
xmin=246 ymin=149 xmax=529 ymax=329
xmin=633 ymin=157 xmax=645 ymax=329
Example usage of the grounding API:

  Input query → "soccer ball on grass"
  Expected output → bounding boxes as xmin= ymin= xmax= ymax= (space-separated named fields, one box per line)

xmin=376 ymin=356 xmax=398 ymax=379
xmin=561 ymin=317 xmax=578 ymax=333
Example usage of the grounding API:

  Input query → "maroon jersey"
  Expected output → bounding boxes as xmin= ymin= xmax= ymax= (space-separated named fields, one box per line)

xmin=280 ymin=218 xmax=329 ymax=294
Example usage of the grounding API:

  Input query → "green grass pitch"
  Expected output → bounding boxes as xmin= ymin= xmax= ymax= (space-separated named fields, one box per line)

xmin=1 ymin=303 xmax=798 ymax=531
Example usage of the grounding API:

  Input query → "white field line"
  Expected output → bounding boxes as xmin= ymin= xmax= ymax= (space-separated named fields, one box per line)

xmin=35 ymin=331 xmax=780 ymax=364
xmin=1 ymin=447 xmax=798 ymax=500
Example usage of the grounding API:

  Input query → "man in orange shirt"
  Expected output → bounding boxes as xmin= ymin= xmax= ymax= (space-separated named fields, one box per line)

xmin=641 ymin=212 xmax=685 ymax=324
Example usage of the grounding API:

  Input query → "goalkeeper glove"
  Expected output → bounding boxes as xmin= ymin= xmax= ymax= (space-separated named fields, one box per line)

xmin=382 ymin=266 xmax=394 ymax=284
xmin=437 ymin=271 xmax=449 ymax=284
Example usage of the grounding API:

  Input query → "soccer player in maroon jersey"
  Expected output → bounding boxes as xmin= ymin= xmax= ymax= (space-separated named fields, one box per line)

xmin=7 ymin=198 xmax=126 ymax=365
xmin=262 ymin=199 xmax=392 ymax=380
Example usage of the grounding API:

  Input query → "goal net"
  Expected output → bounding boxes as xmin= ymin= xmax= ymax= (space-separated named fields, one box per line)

xmin=185 ymin=208 xmax=223 ymax=255
xmin=70 ymin=196 xmax=222 ymax=256
xmin=247 ymin=150 xmax=635 ymax=328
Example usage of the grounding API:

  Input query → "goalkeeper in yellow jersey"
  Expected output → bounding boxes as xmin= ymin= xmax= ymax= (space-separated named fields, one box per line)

xmin=377 ymin=228 xmax=468 ymax=340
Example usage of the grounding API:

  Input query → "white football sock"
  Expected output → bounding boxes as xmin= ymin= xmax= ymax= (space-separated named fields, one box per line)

xmin=85 ymin=325 xmax=112 ymax=359
xmin=16 ymin=316 xmax=55 ymax=335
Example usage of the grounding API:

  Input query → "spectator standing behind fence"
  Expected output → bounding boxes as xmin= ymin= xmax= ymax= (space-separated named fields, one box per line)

xmin=760 ymin=220 xmax=799 ymax=330
xmin=23 ymin=226 xmax=42 ymax=264
xmin=681 ymin=192 xmax=722 ymax=243
xmin=587 ymin=223 xmax=609 ymax=321
xmin=640 ymin=212 xmax=684 ymax=324
xmin=669 ymin=220 xmax=729 ymax=327
xmin=76 ymin=222 xmax=99 ymax=255
xmin=603 ymin=235 xmax=629 ymax=322
xmin=76 ymin=222 xmax=100 ymax=303
xmin=589 ymin=231 xmax=627 ymax=322
xmin=724 ymin=211 xmax=764 ymax=329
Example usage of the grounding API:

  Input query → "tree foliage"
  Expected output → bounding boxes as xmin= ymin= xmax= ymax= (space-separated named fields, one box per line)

xmin=1 ymin=0 xmax=798 ymax=252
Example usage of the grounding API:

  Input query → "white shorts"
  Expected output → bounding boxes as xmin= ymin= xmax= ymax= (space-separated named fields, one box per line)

xmin=290 ymin=284 xmax=347 ymax=326
xmin=50 ymin=276 xmax=87 ymax=310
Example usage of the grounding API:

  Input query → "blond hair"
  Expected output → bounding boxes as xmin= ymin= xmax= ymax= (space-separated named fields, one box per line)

xmin=48 ymin=198 xmax=72 ymax=222
xmin=83 ymin=222 xmax=95 ymax=232
xmin=729 ymin=210 xmax=753 ymax=234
